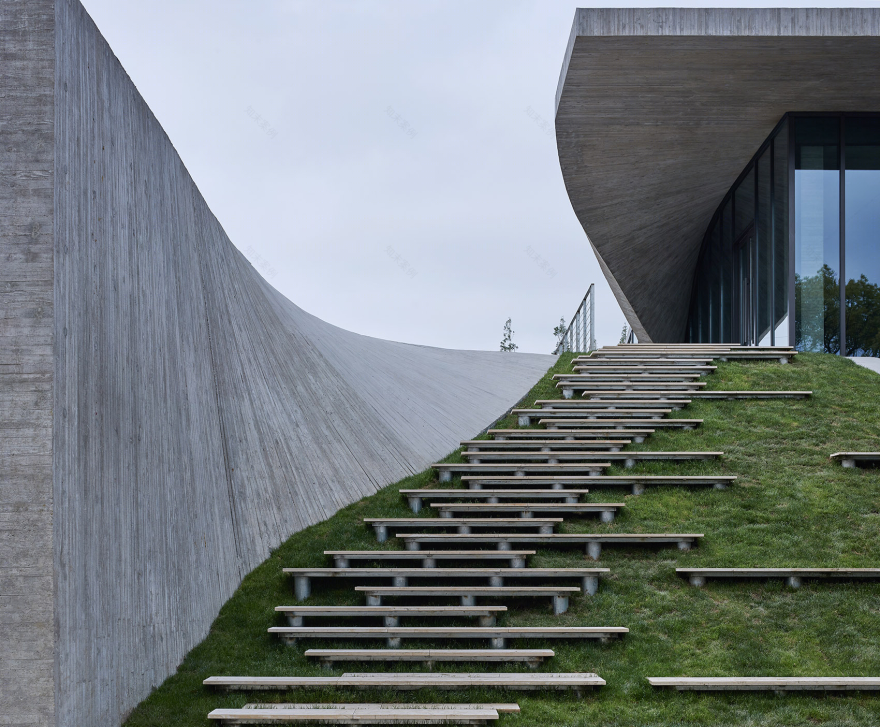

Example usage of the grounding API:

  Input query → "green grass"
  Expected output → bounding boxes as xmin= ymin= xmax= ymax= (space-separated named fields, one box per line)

xmin=125 ymin=352 xmax=880 ymax=726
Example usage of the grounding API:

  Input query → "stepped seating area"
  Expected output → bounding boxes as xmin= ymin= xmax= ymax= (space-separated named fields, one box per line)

xmin=830 ymin=452 xmax=880 ymax=468
xmin=193 ymin=344 xmax=880 ymax=724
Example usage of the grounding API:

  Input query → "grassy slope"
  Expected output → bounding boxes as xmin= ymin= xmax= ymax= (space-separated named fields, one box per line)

xmin=125 ymin=352 xmax=880 ymax=727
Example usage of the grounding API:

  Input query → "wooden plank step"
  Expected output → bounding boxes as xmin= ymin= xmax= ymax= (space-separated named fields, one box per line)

xmin=400 ymin=490 xmax=589 ymax=513
xmin=281 ymin=568 xmax=607 ymax=602
xmin=398 ymin=533 xmax=703 ymax=560
xmin=305 ymin=649 xmax=555 ymax=667
xmin=432 ymin=463 xmax=609 ymax=482
xmin=830 ymin=452 xmax=880 ymax=467
xmin=233 ymin=704 xmax=521 ymax=713
xmin=362 ymin=518 xmax=563 ymax=542
xmin=460 ymin=450 xmax=721 ymax=468
xmin=580 ymin=390 xmax=811 ymax=399
xmin=354 ymin=586 xmax=582 ymax=614
xmin=204 ymin=672 xmax=607 ymax=691
xmin=573 ymin=358 xmax=714 ymax=366
xmin=647 ymin=677 xmax=880 ymax=692
xmin=593 ymin=352 xmax=795 ymax=362
xmin=522 ymin=410 xmax=676 ymax=424
xmin=209 ymin=706 xmax=500 ymax=724
xmin=678 ymin=568 xmax=880 ymax=588
xmin=267 ymin=627 xmax=627 ymax=647
xmin=539 ymin=418 xmax=701 ymax=429
xmin=558 ymin=382 xmax=704 ymax=397
xmin=556 ymin=372 xmax=708 ymax=379
xmin=463 ymin=439 xmax=631 ymax=451
xmin=432 ymin=502 xmax=623 ymax=522
xmin=275 ymin=606 xmax=508 ymax=627
xmin=324 ymin=551 xmax=536 ymax=568
xmin=569 ymin=366 xmax=715 ymax=374
xmin=462 ymin=475 xmax=734 ymax=495
xmin=535 ymin=399 xmax=690 ymax=409
xmin=487 ymin=428 xmax=653 ymax=442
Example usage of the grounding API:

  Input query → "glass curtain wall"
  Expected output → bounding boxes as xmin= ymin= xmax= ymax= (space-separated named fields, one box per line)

xmin=688 ymin=119 xmax=789 ymax=344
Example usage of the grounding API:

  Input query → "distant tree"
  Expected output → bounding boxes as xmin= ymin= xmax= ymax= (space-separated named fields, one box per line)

xmin=619 ymin=325 xmax=629 ymax=344
xmin=553 ymin=317 xmax=567 ymax=353
xmin=500 ymin=318 xmax=518 ymax=352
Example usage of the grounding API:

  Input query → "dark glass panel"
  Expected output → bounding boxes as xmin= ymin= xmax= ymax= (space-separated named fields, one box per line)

xmin=710 ymin=225 xmax=722 ymax=341
xmin=757 ymin=149 xmax=772 ymax=343
xmin=845 ymin=116 xmax=880 ymax=355
xmin=721 ymin=198 xmax=733 ymax=342
xmin=794 ymin=116 xmax=840 ymax=352
xmin=773 ymin=123 xmax=790 ymax=346
xmin=734 ymin=167 xmax=755 ymax=241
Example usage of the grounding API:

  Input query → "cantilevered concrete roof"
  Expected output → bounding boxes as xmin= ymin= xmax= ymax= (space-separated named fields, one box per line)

xmin=556 ymin=8 xmax=880 ymax=342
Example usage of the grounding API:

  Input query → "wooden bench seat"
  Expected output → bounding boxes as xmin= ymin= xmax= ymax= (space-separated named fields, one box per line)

xmin=204 ymin=672 xmax=607 ymax=692
xmin=558 ymin=382 xmax=704 ymax=398
xmin=647 ymin=677 xmax=880 ymax=692
xmin=462 ymin=475 xmax=734 ymax=495
xmin=432 ymin=502 xmax=624 ymax=522
xmin=557 ymin=371 xmax=708 ymax=379
xmin=354 ymin=585 xmax=582 ymax=614
xmin=362 ymin=517 xmax=563 ymax=542
xmin=539 ymin=418 xmax=700 ymax=429
xmin=463 ymin=439 xmax=631 ymax=451
xmin=519 ymin=410 xmax=675 ymax=425
xmin=398 ymin=533 xmax=703 ymax=560
xmin=275 ymin=606 xmax=508 ymax=627
xmin=267 ymin=626 xmax=627 ymax=648
xmin=401 ymin=489 xmax=589 ymax=513
xmin=460 ymin=450 xmax=721 ymax=468
xmin=208 ymin=705 xmax=502 ymax=725
xmin=305 ymin=649 xmax=555 ymax=668
xmin=487 ymin=428 xmax=653 ymax=443
xmin=830 ymin=452 xmax=880 ymax=468
xmin=432 ymin=463 xmax=609 ymax=482
xmin=678 ymin=568 xmax=880 ymax=588
xmin=324 ymin=551 xmax=536 ymax=568
xmin=281 ymin=568 xmax=607 ymax=602
xmin=580 ymin=390 xmax=811 ymax=400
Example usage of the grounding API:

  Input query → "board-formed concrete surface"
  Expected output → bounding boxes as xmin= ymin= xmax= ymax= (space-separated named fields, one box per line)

xmin=0 ymin=2 xmax=554 ymax=725
xmin=555 ymin=8 xmax=880 ymax=342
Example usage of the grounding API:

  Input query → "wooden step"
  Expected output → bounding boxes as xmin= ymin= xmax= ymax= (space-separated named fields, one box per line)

xmin=324 ymin=551 xmax=536 ymax=568
xmin=830 ymin=452 xmax=880 ymax=468
xmin=569 ymin=367 xmax=716 ymax=375
xmin=678 ymin=568 xmax=880 ymax=588
xmin=580 ymin=390 xmax=811 ymax=400
xmin=558 ymin=382 xmax=704 ymax=397
xmin=460 ymin=450 xmax=721 ymax=468
xmin=647 ymin=677 xmax=880 ymax=692
xmin=540 ymin=418 xmax=701 ymax=429
xmin=463 ymin=439 xmax=631 ymax=451
xmin=362 ymin=518 xmax=562 ymax=542
xmin=590 ymin=351 xmax=795 ymax=362
xmin=305 ymin=649 xmax=555 ymax=667
xmin=204 ymin=672 xmax=607 ymax=691
xmin=462 ymin=475 xmax=735 ymax=495
xmin=487 ymin=429 xmax=653 ymax=443
xmin=267 ymin=626 xmax=627 ymax=648
xmin=208 ymin=705 xmax=502 ymax=725
xmin=281 ymin=568 xmax=607 ymax=602
xmin=397 ymin=533 xmax=703 ymax=560
xmin=556 ymin=372 xmax=708 ymax=379
xmin=518 ymin=410 xmax=675 ymax=425
xmin=432 ymin=463 xmax=609 ymax=482
xmin=432 ymin=502 xmax=624 ymax=522
xmin=275 ymin=606 xmax=508 ymax=627
xmin=535 ymin=399 xmax=690 ymax=409
xmin=354 ymin=586 xmax=582 ymax=614
xmin=572 ymin=358 xmax=713 ymax=366
xmin=400 ymin=489 xmax=589 ymax=513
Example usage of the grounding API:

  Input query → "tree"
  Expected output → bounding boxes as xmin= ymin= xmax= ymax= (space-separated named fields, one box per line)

xmin=553 ymin=317 xmax=567 ymax=353
xmin=619 ymin=324 xmax=629 ymax=344
xmin=500 ymin=318 xmax=518 ymax=352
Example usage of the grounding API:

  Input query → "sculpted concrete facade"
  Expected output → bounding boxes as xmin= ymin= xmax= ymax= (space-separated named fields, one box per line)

xmin=556 ymin=7 xmax=880 ymax=342
xmin=0 ymin=2 xmax=554 ymax=725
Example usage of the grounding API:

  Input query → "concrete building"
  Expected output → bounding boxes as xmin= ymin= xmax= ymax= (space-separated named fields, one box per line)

xmin=0 ymin=1 xmax=553 ymax=725
xmin=556 ymin=8 xmax=880 ymax=352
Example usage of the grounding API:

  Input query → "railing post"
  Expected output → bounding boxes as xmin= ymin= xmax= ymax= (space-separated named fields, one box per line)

xmin=588 ymin=283 xmax=596 ymax=351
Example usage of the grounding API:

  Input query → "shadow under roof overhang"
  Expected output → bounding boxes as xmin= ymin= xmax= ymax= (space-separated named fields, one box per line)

xmin=555 ymin=8 xmax=880 ymax=342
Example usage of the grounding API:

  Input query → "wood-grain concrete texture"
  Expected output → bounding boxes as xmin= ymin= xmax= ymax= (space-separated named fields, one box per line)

xmin=555 ymin=8 xmax=880 ymax=342
xmin=1 ymin=1 xmax=554 ymax=725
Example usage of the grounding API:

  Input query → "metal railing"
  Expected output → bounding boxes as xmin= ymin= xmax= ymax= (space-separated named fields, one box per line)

xmin=555 ymin=283 xmax=596 ymax=354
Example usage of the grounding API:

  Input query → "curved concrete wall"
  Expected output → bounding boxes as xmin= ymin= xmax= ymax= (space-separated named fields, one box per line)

xmin=1 ymin=2 xmax=555 ymax=725
xmin=555 ymin=7 xmax=880 ymax=342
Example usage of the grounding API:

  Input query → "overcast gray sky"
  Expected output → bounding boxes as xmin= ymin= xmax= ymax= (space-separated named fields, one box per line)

xmin=78 ymin=0 xmax=873 ymax=354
